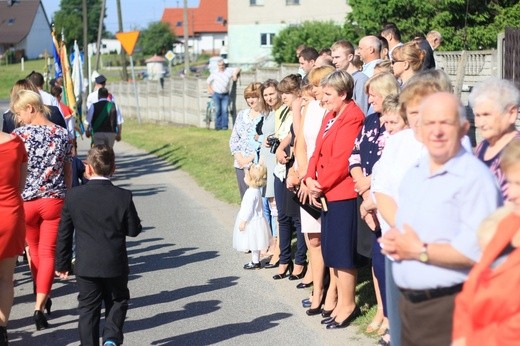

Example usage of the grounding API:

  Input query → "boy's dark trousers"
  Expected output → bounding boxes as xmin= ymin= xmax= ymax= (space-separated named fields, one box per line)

xmin=77 ymin=275 xmax=129 ymax=346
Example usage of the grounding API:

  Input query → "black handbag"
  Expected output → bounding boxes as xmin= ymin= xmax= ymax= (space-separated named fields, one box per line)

xmin=291 ymin=193 xmax=321 ymax=220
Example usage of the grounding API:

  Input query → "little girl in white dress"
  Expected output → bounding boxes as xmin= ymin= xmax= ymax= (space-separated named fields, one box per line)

xmin=233 ymin=163 xmax=272 ymax=269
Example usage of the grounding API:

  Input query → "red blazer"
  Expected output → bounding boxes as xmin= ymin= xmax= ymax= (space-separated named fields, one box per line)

xmin=453 ymin=211 xmax=520 ymax=346
xmin=304 ymin=100 xmax=364 ymax=202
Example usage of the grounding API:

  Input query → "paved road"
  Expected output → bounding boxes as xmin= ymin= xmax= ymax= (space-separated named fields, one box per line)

xmin=2 ymin=100 xmax=375 ymax=345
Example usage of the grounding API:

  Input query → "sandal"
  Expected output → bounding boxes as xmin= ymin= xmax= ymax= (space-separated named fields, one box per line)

xmin=377 ymin=329 xmax=391 ymax=346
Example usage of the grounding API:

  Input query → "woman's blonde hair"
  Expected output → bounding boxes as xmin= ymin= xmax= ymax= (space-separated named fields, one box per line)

xmin=393 ymin=41 xmax=426 ymax=72
xmin=373 ymin=60 xmax=393 ymax=75
xmin=308 ymin=65 xmax=335 ymax=87
xmin=245 ymin=163 xmax=267 ymax=188
xmin=10 ymin=89 xmax=50 ymax=117
xmin=399 ymin=69 xmax=453 ymax=116
xmin=320 ymin=70 xmax=354 ymax=100
xmin=243 ymin=82 xmax=266 ymax=112
xmin=364 ymin=72 xmax=400 ymax=98
xmin=501 ymin=139 xmax=520 ymax=173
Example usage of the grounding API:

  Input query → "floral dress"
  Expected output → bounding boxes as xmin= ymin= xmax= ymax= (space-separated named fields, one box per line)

xmin=14 ymin=124 xmax=72 ymax=201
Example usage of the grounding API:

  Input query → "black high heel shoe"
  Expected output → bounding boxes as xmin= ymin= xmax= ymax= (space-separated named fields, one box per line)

xmin=321 ymin=309 xmax=333 ymax=318
xmin=0 ymin=326 xmax=7 ymax=346
xmin=272 ymin=262 xmax=293 ymax=280
xmin=288 ymin=263 xmax=307 ymax=281
xmin=326 ymin=306 xmax=361 ymax=329
xmin=34 ymin=310 xmax=49 ymax=331
xmin=264 ymin=261 xmax=279 ymax=269
xmin=45 ymin=298 xmax=52 ymax=315
xmin=296 ymin=281 xmax=313 ymax=289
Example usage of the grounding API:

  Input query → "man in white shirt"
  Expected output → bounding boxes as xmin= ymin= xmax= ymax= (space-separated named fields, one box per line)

xmin=206 ymin=59 xmax=240 ymax=130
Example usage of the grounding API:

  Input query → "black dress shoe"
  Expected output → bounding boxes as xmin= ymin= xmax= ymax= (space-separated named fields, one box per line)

xmin=288 ymin=264 xmax=307 ymax=281
xmin=321 ymin=309 xmax=333 ymax=318
xmin=296 ymin=281 xmax=313 ymax=289
xmin=301 ymin=298 xmax=311 ymax=308
xmin=243 ymin=262 xmax=261 ymax=270
xmin=326 ymin=306 xmax=361 ymax=329
xmin=306 ymin=307 xmax=322 ymax=316
xmin=264 ymin=261 xmax=279 ymax=269
xmin=45 ymin=298 xmax=52 ymax=315
xmin=272 ymin=262 xmax=293 ymax=280
xmin=321 ymin=316 xmax=335 ymax=324
xmin=34 ymin=310 xmax=49 ymax=331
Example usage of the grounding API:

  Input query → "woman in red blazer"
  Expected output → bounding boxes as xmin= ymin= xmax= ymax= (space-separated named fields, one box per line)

xmin=300 ymin=70 xmax=364 ymax=329
xmin=452 ymin=139 xmax=520 ymax=346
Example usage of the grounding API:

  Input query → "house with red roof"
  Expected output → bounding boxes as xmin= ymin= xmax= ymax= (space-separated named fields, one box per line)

xmin=0 ymin=0 xmax=52 ymax=60
xmin=161 ymin=0 xmax=227 ymax=58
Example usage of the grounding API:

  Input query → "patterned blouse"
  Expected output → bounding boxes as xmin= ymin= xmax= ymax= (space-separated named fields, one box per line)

xmin=14 ymin=125 xmax=72 ymax=201
xmin=349 ymin=112 xmax=387 ymax=176
xmin=229 ymin=108 xmax=263 ymax=168
xmin=475 ymin=131 xmax=520 ymax=200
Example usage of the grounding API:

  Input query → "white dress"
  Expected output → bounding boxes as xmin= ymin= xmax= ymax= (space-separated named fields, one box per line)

xmin=300 ymin=100 xmax=326 ymax=233
xmin=233 ymin=187 xmax=272 ymax=251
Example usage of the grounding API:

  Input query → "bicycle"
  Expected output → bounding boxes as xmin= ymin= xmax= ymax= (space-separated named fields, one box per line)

xmin=205 ymin=97 xmax=216 ymax=129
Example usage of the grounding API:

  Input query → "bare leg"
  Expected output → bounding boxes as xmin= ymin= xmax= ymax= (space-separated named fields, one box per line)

xmin=308 ymin=233 xmax=325 ymax=309
xmin=367 ymin=266 xmax=384 ymax=332
xmin=334 ymin=267 xmax=357 ymax=322
xmin=324 ymin=268 xmax=337 ymax=315
xmin=0 ymin=257 xmax=17 ymax=327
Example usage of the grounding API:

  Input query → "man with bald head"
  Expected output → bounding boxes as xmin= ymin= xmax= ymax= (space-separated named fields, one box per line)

xmin=358 ymin=36 xmax=383 ymax=77
xmin=380 ymin=92 xmax=502 ymax=346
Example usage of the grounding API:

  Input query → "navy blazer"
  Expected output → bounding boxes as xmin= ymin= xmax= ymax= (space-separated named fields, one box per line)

xmin=55 ymin=179 xmax=142 ymax=277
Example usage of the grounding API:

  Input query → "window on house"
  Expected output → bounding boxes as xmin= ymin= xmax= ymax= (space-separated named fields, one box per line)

xmin=250 ymin=0 xmax=264 ymax=6
xmin=216 ymin=16 xmax=223 ymax=23
xmin=260 ymin=33 xmax=275 ymax=47
xmin=176 ymin=21 xmax=182 ymax=27
xmin=286 ymin=0 xmax=300 ymax=4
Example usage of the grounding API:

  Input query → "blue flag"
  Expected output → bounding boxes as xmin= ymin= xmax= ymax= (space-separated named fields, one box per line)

xmin=52 ymin=30 xmax=62 ymax=78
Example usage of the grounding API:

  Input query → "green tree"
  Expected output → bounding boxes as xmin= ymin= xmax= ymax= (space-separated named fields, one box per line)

xmin=138 ymin=22 xmax=176 ymax=56
xmin=52 ymin=0 xmax=105 ymax=48
xmin=272 ymin=21 xmax=345 ymax=64
xmin=345 ymin=0 xmax=520 ymax=51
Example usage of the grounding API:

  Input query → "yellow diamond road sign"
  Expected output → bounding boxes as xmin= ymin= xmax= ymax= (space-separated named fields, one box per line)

xmin=165 ymin=50 xmax=175 ymax=62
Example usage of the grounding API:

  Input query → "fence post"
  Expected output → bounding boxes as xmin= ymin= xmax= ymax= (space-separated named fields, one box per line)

xmin=454 ymin=50 xmax=468 ymax=97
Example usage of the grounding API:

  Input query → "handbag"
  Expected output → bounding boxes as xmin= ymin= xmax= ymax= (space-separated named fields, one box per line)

xmin=291 ymin=193 xmax=321 ymax=220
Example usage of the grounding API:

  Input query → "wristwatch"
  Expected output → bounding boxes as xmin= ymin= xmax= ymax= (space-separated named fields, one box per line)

xmin=418 ymin=243 xmax=429 ymax=263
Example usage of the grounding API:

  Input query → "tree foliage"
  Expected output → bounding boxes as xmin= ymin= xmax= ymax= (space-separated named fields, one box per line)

xmin=345 ymin=0 xmax=520 ymax=51
xmin=272 ymin=21 xmax=345 ymax=64
xmin=53 ymin=0 xmax=105 ymax=48
xmin=138 ymin=22 xmax=176 ymax=56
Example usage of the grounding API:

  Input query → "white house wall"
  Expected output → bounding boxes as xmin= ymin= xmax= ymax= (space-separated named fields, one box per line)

xmin=228 ymin=0 xmax=351 ymax=66
xmin=229 ymin=23 xmax=285 ymax=66
xmin=23 ymin=5 xmax=52 ymax=59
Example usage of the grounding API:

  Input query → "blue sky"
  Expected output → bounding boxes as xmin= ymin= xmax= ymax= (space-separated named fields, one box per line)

xmin=41 ymin=0 xmax=200 ymax=34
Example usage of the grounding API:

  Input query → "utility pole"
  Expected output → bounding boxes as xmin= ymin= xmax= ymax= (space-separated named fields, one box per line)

xmin=116 ymin=0 xmax=128 ymax=81
xmin=95 ymin=0 xmax=107 ymax=71
xmin=183 ymin=0 xmax=189 ymax=76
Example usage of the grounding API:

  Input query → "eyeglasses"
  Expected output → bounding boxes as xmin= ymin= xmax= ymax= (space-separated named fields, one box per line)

xmin=391 ymin=59 xmax=405 ymax=65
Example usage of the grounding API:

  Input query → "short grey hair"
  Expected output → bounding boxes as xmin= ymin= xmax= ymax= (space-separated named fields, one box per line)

xmin=468 ymin=77 xmax=520 ymax=114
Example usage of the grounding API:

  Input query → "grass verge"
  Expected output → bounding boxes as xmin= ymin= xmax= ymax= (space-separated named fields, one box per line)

xmin=123 ymin=118 xmax=379 ymax=339
xmin=123 ymin=118 xmax=240 ymax=205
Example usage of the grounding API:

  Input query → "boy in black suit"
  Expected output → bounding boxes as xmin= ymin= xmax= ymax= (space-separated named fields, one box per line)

xmin=55 ymin=145 xmax=142 ymax=346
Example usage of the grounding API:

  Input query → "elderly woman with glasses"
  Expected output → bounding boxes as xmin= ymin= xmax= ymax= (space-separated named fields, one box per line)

xmin=391 ymin=42 xmax=425 ymax=86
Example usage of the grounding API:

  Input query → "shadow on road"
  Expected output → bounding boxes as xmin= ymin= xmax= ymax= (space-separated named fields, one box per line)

xmin=150 ymin=312 xmax=292 ymax=345
xmin=112 ymin=150 xmax=179 ymax=183
xmin=130 ymin=276 xmax=239 ymax=309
